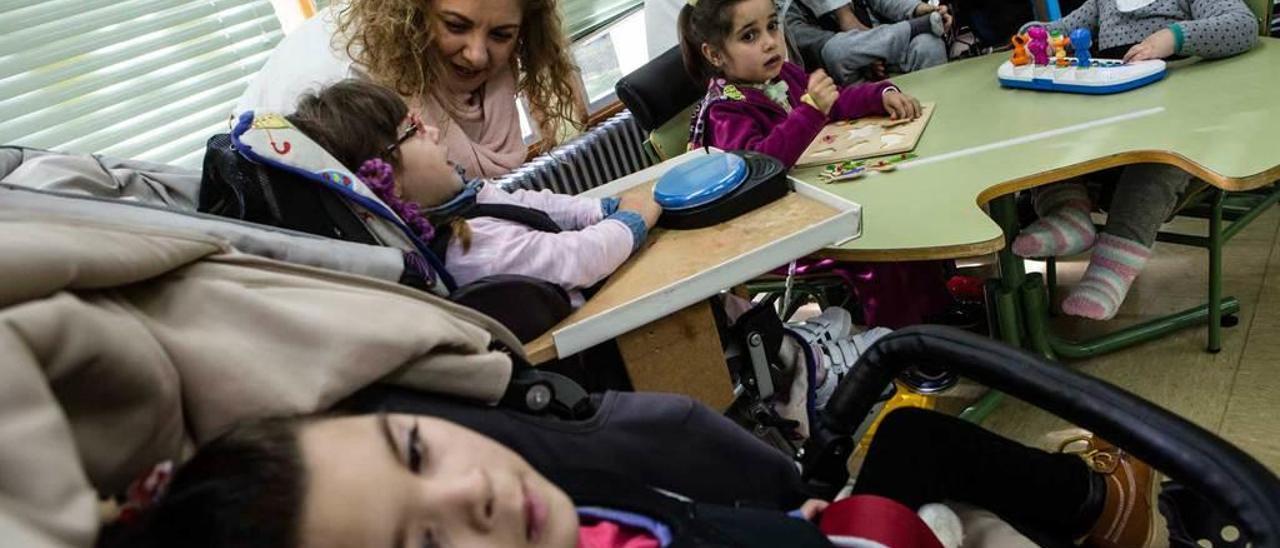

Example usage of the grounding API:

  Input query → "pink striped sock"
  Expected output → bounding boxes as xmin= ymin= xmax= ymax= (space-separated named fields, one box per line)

xmin=1062 ymin=234 xmax=1152 ymax=320
xmin=1013 ymin=184 xmax=1097 ymax=258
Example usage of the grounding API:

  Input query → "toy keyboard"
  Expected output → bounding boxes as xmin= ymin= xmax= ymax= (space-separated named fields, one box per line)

xmin=997 ymin=59 xmax=1167 ymax=94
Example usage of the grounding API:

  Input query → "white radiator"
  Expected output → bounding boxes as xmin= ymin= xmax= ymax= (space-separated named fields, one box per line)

xmin=495 ymin=110 xmax=654 ymax=195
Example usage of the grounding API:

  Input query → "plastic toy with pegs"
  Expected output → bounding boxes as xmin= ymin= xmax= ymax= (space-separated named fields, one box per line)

xmin=998 ymin=26 xmax=1165 ymax=94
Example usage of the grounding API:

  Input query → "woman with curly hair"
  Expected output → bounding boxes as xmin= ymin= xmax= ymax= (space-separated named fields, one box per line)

xmin=236 ymin=0 xmax=583 ymax=179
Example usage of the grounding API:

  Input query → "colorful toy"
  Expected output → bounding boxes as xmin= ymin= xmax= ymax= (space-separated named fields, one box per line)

xmin=818 ymin=153 xmax=917 ymax=184
xmin=1070 ymin=28 xmax=1093 ymax=68
xmin=1026 ymin=26 xmax=1050 ymax=65
xmin=998 ymin=28 xmax=1166 ymax=94
xmin=1050 ymin=31 xmax=1071 ymax=67
xmin=796 ymin=104 xmax=936 ymax=167
xmin=1011 ymin=34 xmax=1031 ymax=66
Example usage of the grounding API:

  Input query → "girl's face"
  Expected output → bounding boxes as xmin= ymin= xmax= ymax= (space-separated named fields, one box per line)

xmin=704 ymin=0 xmax=786 ymax=84
xmin=297 ymin=414 xmax=579 ymax=548
xmin=431 ymin=0 xmax=523 ymax=94
xmin=394 ymin=115 xmax=465 ymax=207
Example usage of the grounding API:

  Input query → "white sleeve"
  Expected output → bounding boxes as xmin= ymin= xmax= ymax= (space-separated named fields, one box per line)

xmin=233 ymin=7 xmax=362 ymax=115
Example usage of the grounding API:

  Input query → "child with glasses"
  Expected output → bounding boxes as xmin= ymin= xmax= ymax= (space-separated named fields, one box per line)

xmin=287 ymin=80 xmax=662 ymax=304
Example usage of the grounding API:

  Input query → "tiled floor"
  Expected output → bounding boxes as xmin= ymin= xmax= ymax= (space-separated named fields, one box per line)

xmin=977 ymin=207 xmax=1280 ymax=472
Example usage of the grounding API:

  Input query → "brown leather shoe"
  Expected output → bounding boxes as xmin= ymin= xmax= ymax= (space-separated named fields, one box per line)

xmin=1060 ymin=436 xmax=1169 ymax=548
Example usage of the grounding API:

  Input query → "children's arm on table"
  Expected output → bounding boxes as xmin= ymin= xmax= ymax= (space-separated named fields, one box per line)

xmin=450 ymin=218 xmax=644 ymax=291
xmin=706 ymin=102 xmax=826 ymax=168
xmin=1043 ymin=0 xmax=1098 ymax=35
xmin=1178 ymin=0 xmax=1258 ymax=58
xmin=829 ymin=80 xmax=895 ymax=121
xmin=480 ymin=183 xmax=610 ymax=230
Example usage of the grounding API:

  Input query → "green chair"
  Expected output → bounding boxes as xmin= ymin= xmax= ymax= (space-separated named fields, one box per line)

xmin=643 ymin=104 xmax=697 ymax=162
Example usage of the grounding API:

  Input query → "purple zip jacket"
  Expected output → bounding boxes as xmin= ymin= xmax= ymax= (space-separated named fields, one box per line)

xmin=690 ymin=62 xmax=898 ymax=168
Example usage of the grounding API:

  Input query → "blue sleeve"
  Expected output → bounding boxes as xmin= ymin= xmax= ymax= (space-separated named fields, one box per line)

xmin=605 ymin=210 xmax=649 ymax=253
xmin=600 ymin=196 xmax=621 ymax=217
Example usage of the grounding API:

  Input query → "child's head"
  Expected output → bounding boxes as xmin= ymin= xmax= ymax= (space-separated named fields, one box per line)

xmin=678 ymin=0 xmax=786 ymax=86
xmin=287 ymin=80 xmax=464 ymax=208
xmin=109 ymin=414 xmax=580 ymax=548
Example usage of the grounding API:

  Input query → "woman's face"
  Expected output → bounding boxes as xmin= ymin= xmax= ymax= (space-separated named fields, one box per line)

xmin=394 ymin=116 xmax=465 ymax=206
xmin=431 ymin=0 xmax=523 ymax=94
xmin=297 ymin=414 xmax=579 ymax=548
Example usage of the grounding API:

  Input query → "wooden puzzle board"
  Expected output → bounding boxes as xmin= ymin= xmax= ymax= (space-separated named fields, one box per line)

xmin=795 ymin=102 xmax=936 ymax=167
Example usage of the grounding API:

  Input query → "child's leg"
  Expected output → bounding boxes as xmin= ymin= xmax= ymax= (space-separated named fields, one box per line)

xmin=820 ymin=21 xmax=940 ymax=84
xmin=1012 ymin=182 xmax=1097 ymax=258
xmin=1062 ymin=165 xmax=1191 ymax=320
xmin=895 ymin=33 xmax=948 ymax=74
xmin=852 ymin=408 xmax=1104 ymax=542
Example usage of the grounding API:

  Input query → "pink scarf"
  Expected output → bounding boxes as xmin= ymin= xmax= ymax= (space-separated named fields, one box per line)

xmin=419 ymin=67 xmax=526 ymax=180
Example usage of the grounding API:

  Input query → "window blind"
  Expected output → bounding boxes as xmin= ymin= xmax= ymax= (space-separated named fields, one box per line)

xmin=0 ymin=0 xmax=284 ymax=168
xmin=560 ymin=0 xmax=642 ymax=40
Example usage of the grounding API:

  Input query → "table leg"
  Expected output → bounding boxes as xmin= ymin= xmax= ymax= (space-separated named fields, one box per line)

xmin=616 ymin=300 xmax=737 ymax=410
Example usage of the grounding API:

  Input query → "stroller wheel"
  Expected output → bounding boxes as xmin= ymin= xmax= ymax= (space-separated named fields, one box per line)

xmin=898 ymin=364 xmax=959 ymax=395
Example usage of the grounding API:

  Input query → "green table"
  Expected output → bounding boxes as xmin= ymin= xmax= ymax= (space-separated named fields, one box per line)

xmin=791 ymin=39 xmax=1280 ymax=420
xmin=795 ymin=38 xmax=1280 ymax=261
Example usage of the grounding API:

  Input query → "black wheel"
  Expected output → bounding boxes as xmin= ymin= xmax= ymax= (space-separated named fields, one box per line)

xmin=1220 ymin=314 xmax=1240 ymax=328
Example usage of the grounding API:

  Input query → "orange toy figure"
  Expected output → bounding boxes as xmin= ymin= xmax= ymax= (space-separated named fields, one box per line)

xmin=1050 ymin=32 xmax=1071 ymax=67
xmin=1011 ymin=34 xmax=1031 ymax=66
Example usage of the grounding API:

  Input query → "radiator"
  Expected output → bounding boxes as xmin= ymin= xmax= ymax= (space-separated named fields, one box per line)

xmin=495 ymin=110 xmax=654 ymax=195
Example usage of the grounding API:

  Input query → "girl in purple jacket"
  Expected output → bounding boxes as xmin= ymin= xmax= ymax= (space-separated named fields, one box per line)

xmin=679 ymin=0 xmax=922 ymax=167
xmin=678 ymin=0 xmax=958 ymax=335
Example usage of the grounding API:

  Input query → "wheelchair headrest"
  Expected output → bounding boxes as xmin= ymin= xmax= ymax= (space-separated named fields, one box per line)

xmin=615 ymin=46 xmax=703 ymax=133
xmin=228 ymin=111 xmax=456 ymax=292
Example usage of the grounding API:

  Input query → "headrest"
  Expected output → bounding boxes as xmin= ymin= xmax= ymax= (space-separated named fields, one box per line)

xmin=615 ymin=46 xmax=704 ymax=133
xmin=229 ymin=111 xmax=456 ymax=292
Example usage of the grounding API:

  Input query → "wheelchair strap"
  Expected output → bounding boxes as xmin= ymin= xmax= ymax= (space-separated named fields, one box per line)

xmin=427 ymin=202 xmax=562 ymax=266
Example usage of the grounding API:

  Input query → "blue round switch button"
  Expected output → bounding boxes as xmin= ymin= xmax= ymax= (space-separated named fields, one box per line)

xmin=653 ymin=152 xmax=748 ymax=211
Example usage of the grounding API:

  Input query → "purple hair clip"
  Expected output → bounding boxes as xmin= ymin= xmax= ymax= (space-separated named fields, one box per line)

xmin=357 ymin=158 xmax=436 ymax=243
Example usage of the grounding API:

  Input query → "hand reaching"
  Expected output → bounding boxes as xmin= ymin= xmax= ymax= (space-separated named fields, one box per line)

xmin=882 ymin=89 xmax=922 ymax=120
xmin=1123 ymin=28 xmax=1176 ymax=63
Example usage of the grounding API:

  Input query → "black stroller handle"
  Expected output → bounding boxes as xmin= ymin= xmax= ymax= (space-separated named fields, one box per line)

xmin=803 ymin=325 xmax=1280 ymax=546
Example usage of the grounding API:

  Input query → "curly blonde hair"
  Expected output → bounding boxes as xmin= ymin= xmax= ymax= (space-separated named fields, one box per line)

xmin=335 ymin=0 xmax=582 ymax=143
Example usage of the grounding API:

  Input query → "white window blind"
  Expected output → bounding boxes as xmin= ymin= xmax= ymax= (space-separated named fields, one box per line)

xmin=0 ymin=0 xmax=284 ymax=168
xmin=561 ymin=0 xmax=642 ymax=40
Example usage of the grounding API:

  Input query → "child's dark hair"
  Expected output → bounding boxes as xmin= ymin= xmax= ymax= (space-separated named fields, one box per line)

xmin=286 ymin=79 xmax=406 ymax=173
xmin=97 ymin=417 xmax=309 ymax=548
xmin=678 ymin=0 xmax=752 ymax=85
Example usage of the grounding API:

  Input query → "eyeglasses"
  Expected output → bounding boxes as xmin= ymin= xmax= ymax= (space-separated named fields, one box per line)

xmin=382 ymin=117 xmax=421 ymax=158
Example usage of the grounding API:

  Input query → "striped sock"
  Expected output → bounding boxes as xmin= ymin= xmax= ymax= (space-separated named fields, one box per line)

xmin=1062 ymin=233 xmax=1152 ymax=320
xmin=1013 ymin=184 xmax=1097 ymax=258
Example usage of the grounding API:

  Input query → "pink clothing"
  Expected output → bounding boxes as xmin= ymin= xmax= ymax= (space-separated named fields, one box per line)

xmin=445 ymin=184 xmax=636 ymax=304
xmin=418 ymin=67 xmax=527 ymax=180
xmin=577 ymin=521 xmax=661 ymax=548
xmin=691 ymin=62 xmax=896 ymax=168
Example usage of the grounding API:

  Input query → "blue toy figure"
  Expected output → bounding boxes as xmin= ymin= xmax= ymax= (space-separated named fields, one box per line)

xmin=1070 ymin=28 xmax=1093 ymax=68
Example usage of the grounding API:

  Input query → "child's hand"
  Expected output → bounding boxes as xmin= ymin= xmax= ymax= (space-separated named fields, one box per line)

xmin=882 ymin=89 xmax=922 ymax=120
xmin=1123 ymin=28 xmax=1176 ymax=63
xmin=806 ymin=70 xmax=839 ymax=115
xmin=619 ymin=187 xmax=663 ymax=229
xmin=799 ymin=499 xmax=830 ymax=521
